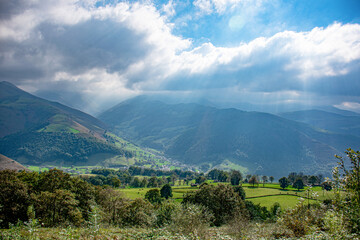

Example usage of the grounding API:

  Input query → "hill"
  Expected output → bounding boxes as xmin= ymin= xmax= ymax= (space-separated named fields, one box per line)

xmin=0 ymin=154 xmax=29 ymax=171
xmin=99 ymin=96 xmax=360 ymax=177
xmin=0 ymin=82 xmax=135 ymax=166
xmin=279 ymin=109 xmax=360 ymax=137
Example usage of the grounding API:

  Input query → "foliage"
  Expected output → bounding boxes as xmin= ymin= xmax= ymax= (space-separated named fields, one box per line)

xmin=245 ymin=201 xmax=271 ymax=221
xmin=269 ymin=176 xmax=274 ymax=183
xmin=279 ymin=177 xmax=289 ymax=189
xmin=145 ymin=189 xmax=162 ymax=204
xmin=293 ymin=178 xmax=304 ymax=191
xmin=0 ymin=170 xmax=30 ymax=228
xmin=248 ymin=175 xmax=258 ymax=187
xmin=165 ymin=203 xmax=213 ymax=239
xmin=123 ymin=198 xmax=155 ymax=228
xmin=334 ymin=148 xmax=360 ymax=234
xmin=160 ymin=184 xmax=173 ymax=199
xmin=278 ymin=200 xmax=326 ymax=237
xmin=195 ymin=175 xmax=206 ymax=184
xmin=233 ymin=185 xmax=246 ymax=200
xmin=183 ymin=183 xmax=245 ymax=226
xmin=0 ymin=132 xmax=131 ymax=165
xmin=230 ymin=170 xmax=242 ymax=185
xmin=95 ymin=187 xmax=127 ymax=225
xmin=322 ymin=181 xmax=332 ymax=191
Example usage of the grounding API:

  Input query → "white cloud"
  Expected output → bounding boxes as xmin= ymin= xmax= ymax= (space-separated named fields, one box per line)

xmin=162 ymin=0 xmax=176 ymax=18
xmin=0 ymin=0 xmax=92 ymax=41
xmin=335 ymin=102 xmax=360 ymax=113
xmin=1 ymin=0 xmax=360 ymax=112
xmin=158 ymin=23 xmax=360 ymax=93
xmin=193 ymin=0 xmax=265 ymax=15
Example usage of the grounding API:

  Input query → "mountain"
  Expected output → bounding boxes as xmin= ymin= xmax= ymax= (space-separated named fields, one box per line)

xmin=279 ymin=109 xmax=360 ymax=137
xmin=0 ymin=81 xmax=106 ymax=138
xmin=0 ymin=154 xmax=29 ymax=171
xmin=0 ymin=81 xmax=132 ymax=165
xmin=99 ymin=96 xmax=360 ymax=177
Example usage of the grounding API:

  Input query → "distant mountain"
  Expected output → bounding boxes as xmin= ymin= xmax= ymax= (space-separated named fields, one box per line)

xmin=99 ymin=96 xmax=360 ymax=177
xmin=0 ymin=154 xmax=29 ymax=171
xmin=279 ymin=109 xmax=360 ymax=137
xmin=0 ymin=81 xmax=132 ymax=165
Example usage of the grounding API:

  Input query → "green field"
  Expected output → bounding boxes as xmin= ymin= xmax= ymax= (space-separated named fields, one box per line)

xmin=249 ymin=195 xmax=318 ymax=209
xmin=118 ymin=183 xmax=336 ymax=210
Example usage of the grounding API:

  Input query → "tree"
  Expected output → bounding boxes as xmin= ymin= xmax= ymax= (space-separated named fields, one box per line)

xmin=288 ymin=172 xmax=297 ymax=184
xmin=148 ymin=176 xmax=159 ymax=188
xmin=170 ymin=174 xmax=178 ymax=186
xmin=230 ymin=170 xmax=242 ymax=185
xmin=262 ymin=175 xmax=268 ymax=187
xmin=233 ymin=185 xmax=246 ymax=200
xmin=160 ymin=184 xmax=173 ymax=199
xmin=0 ymin=170 xmax=30 ymax=228
xmin=131 ymin=177 xmax=141 ymax=188
xmin=335 ymin=148 xmax=360 ymax=204
xmin=207 ymin=169 xmax=221 ymax=180
xmin=322 ymin=181 xmax=332 ymax=191
xmin=140 ymin=177 xmax=148 ymax=188
xmin=317 ymin=174 xmax=324 ymax=184
xmin=145 ymin=189 xmax=162 ymax=204
xmin=195 ymin=176 xmax=206 ymax=184
xmin=33 ymin=189 xmax=82 ymax=226
xmin=249 ymin=175 xmax=258 ymax=187
xmin=218 ymin=171 xmax=229 ymax=182
xmin=293 ymin=178 xmax=304 ymax=191
xmin=269 ymin=176 xmax=274 ymax=184
xmin=308 ymin=176 xmax=318 ymax=186
xmin=279 ymin=177 xmax=289 ymax=189
xmin=183 ymin=184 xmax=245 ymax=226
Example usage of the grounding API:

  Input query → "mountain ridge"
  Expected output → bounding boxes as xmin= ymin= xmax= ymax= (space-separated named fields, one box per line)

xmin=99 ymin=96 xmax=360 ymax=177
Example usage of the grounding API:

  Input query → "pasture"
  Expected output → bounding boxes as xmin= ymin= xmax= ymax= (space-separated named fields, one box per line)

xmin=118 ymin=182 xmax=336 ymax=209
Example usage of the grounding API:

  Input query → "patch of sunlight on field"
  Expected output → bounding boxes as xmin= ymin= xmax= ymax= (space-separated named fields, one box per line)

xmin=249 ymin=195 xmax=318 ymax=210
xmin=119 ymin=188 xmax=149 ymax=199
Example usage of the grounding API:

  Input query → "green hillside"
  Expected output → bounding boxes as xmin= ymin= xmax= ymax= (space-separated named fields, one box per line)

xmin=0 ymin=82 xmax=171 ymax=168
xmin=99 ymin=96 xmax=360 ymax=177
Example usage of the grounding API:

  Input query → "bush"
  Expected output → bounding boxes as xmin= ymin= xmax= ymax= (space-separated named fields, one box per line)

xmin=278 ymin=200 xmax=326 ymax=237
xmin=166 ymin=203 xmax=213 ymax=239
xmin=183 ymin=183 xmax=245 ymax=226
xmin=155 ymin=200 xmax=179 ymax=227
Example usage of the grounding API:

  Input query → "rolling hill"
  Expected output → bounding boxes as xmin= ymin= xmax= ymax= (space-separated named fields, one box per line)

xmin=99 ymin=96 xmax=360 ymax=177
xmin=0 ymin=154 xmax=29 ymax=171
xmin=279 ymin=109 xmax=360 ymax=137
xmin=0 ymin=82 xmax=136 ymax=166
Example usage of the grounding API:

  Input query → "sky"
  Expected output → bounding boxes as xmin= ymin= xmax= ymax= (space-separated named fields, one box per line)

xmin=0 ymin=0 xmax=360 ymax=114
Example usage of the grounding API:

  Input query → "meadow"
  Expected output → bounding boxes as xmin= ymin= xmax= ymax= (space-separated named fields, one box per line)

xmin=118 ymin=182 xmax=335 ymax=209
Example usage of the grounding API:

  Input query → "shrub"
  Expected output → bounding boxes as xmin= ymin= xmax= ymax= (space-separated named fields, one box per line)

xmin=183 ymin=183 xmax=245 ymax=226
xmin=166 ymin=203 xmax=213 ymax=239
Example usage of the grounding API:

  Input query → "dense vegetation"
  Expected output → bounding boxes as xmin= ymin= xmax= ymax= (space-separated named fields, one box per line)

xmin=0 ymin=132 xmax=132 ymax=165
xmin=1 ymin=148 xmax=359 ymax=239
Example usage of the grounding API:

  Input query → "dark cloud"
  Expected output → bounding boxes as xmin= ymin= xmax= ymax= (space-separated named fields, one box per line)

xmin=38 ymin=19 xmax=150 ymax=74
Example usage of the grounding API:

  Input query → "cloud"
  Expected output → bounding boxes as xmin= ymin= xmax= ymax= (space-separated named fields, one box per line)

xmin=162 ymin=0 xmax=176 ymax=18
xmin=0 ymin=0 xmax=360 ymax=113
xmin=193 ymin=0 xmax=265 ymax=15
xmin=160 ymin=23 xmax=360 ymax=95
xmin=337 ymin=102 xmax=360 ymax=113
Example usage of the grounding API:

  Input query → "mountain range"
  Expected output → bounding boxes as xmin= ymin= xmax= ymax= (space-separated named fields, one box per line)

xmin=1 ymin=82 xmax=359 ymax=177
xmin=99 ymin=96 xmax=360 ymax=177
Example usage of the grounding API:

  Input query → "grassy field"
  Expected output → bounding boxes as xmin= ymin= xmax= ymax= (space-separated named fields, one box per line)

xmin=118 ymin=182 xmax=336 ymax=210
xmin=249 ymin=195 xmax=318 ymax=209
